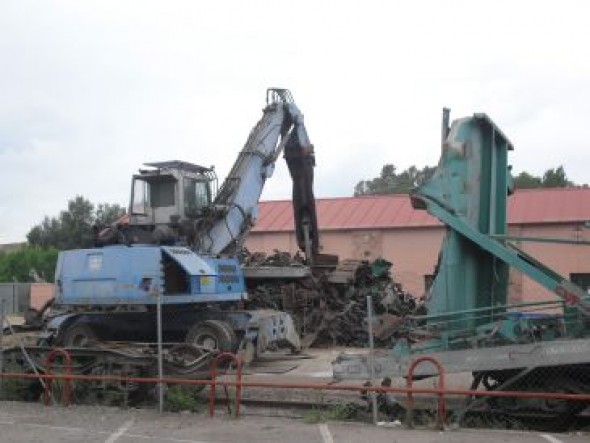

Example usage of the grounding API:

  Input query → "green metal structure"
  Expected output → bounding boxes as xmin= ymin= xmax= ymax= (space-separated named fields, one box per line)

xmin=333 ymin=113 xmax=590 ymax=422
xmin=333 ymin=110 xmax=590 ymax=402
xmin=410 ymin=112 xmax=589 ymax=352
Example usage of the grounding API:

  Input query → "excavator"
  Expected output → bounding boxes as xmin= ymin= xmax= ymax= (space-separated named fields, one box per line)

xmin=41 ymin=88 xmax=324 ymax=359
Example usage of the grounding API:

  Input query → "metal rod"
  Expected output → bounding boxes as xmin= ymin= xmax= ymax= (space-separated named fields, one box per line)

xmin=209 ymin=352 xmax=243 ymax=417
xmin=366 ymin=295 xmax=378 ymax=424
xmin=0 ymin=298 xmax=4 ymax=397
xmin=409 ymin=298 xmax=564 ymax=321
xmin=406 ymin=356 xmax=446 ymax=429
xmin=156 ymin=291 xmax=164 ymax=413
xmin=44 ymin=348 xmax=73 ymax=406
xmin=3 ymin=314 xmax=47 ymax=390
xmin=491 ymin=234 xmax=590 ymax=245
xmin=1 ymin=371 xmax=590 ymax=402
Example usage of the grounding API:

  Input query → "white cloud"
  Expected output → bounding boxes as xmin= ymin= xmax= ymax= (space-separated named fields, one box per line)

xmin=1 ymin=0 xmax=589 ymax=242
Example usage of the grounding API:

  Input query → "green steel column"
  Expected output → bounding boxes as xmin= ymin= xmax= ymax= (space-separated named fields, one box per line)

xmin=411 ymin=114 xmax=513 ymax=337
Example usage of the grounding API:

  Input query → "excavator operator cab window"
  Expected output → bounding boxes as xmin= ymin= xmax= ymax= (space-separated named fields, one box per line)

xmin=149 ymin=178 xmax=176 ymax=208
xmin=131 ymin=178 xmax=149 ymax=215
xmin=131 ymin=176 xmax=177 ymax=215
xmin=184 ymin=178 xmax=210 ymax=217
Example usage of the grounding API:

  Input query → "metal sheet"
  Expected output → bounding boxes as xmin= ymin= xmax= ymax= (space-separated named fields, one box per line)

xmin=242 ymin=266 xmax=311 ymax=280
xmin=332 ymin=337 xmax=590 ymax=380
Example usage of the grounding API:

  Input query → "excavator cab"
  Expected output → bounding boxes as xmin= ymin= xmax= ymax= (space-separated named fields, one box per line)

xmin=95 ymin=161 xmax=219 ymax=246
xmin=129 ymin=161 xmax=217 ymax=225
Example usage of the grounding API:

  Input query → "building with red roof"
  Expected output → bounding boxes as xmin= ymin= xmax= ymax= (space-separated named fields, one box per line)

xmin=245 ymin=187 xmax=590 ymax=303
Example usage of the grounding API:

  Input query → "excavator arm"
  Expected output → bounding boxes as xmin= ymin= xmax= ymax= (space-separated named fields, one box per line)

xmin=196 ymin=88 xmax=320 ymax=262
xmin=284 ymin=107 xmax=319 ymax=263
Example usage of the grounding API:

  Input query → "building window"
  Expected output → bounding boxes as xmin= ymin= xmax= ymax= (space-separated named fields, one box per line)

xmin=570 ymin=273 xmax=590 ymax=293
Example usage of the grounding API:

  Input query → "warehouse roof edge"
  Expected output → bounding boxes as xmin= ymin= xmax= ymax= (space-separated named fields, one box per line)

xmin=253 ymin=187 xmax=590 ymax=232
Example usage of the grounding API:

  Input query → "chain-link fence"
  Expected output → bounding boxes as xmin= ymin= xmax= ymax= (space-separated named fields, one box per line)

xmin=0 ymin=292 xmax=236 ymax=414
xmin=1 ymin=293 xmax=589 ymax=433
xmin=0 ymin=283 xmax=32 ymax=315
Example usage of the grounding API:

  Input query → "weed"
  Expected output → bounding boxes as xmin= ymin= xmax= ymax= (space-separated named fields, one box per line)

xmin=164 ymin=385 xmax=204 ymax=413
xmin=303 ymin=402 xmax=362 ymax=424
xmin=0 ymin=363 xmax=43 ymax=402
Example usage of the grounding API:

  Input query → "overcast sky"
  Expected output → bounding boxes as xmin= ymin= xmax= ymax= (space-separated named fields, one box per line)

xmin=1 ymin=0 xmax=589 ymax=243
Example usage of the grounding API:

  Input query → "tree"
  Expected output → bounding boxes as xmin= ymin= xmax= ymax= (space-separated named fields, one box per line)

xmin=95 ymin=203 xmax=127 ymax=227
xmin=512 ymin=171 xmax=542 ymax=189
xmin=513 ymin=165 xmax=575 ymax=189
xmin=354 ymin=164 xmax=436 ymax=196
xmin=0 ymin=246 xmax=59 ymax=283
xmin=27 ymin=196 xmax=126 ymax=250
xmin=542 ymin=166 xmax=573 ymax=188
xmin=358 ymin=164 xmax=578 ymax=195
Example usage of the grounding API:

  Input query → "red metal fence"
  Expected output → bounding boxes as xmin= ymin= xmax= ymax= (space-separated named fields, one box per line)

xmin=1 ymin=354 xmax=589 ymax=431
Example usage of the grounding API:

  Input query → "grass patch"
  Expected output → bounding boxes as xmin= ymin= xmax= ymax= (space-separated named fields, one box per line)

xmin=164 ymin=385 xmax=205 ymax=413
xmin=303 ymin=402 xmax=362 ymax=424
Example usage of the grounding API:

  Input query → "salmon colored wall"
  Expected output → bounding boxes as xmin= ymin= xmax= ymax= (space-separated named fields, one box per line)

xmin=246 ymin=227 xmax=444 ymax=296
xmin=245 ymin=232 xmax=298 ymax=256
xmin=24 ymin=223 xmax=590 ymax=311
xmin=245 ymin=222 xmax=590 ymax=303
xmin=508 ymin=224 xmax=590 ymax=307
xmin=380 ymin=228 xmax=442 ymax=296
xmin=30 ymin=283 xmax=54 ymax=310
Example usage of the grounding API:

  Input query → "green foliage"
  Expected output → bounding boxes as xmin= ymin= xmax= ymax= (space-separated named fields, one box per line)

xmin=358 ymin=164 xmax=579 ymax=195
xmin=164 ymin=385 xmax=204 ymax=412
xmin=27 ymin=196 xmax=125 ymax=250
xmin=541 ymin=166 xmax=574 ymax=188
xmin=354 ymin=165 xmax=436 ymax=196
xmin=303 ymin=402 xmax=361 ymax=423
xmin=95 ymin=202 xmax=126 ymax=227
xmin=512 ymin=171 xmax=542 ymax=189
xmin=0 ymin=245 xmax=58 ymax=283
xmin=513 ymin=165 xmax=575 ymax=189
xmin=0 ymin=361 xmax=44 ymax=401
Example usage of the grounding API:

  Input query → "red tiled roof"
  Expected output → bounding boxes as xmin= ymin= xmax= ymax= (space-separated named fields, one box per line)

xmin=252 ymin=187 xmax=590 ymax=232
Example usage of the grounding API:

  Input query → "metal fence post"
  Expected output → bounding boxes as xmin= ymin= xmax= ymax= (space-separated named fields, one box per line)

xmin=0 ymin=298 xmax=5 ymax=397
xmin=12 ymin=283 xmax=16 ymax=316
xmin=156 ymin=290 xmax=164 ymax=413
xmin=366 ymin=295 xmax=378 ymax=424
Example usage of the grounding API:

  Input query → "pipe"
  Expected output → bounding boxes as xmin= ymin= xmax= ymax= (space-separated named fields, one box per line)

xmin=406 ymin=356 xmax=446 ymax=429
xmin=1 ymin=372 xmax=589 ymax=402
xmin=209 ymin=352 xmax=243 ymax=417
xmin=43 ymin=348 xmax=73 ymax=406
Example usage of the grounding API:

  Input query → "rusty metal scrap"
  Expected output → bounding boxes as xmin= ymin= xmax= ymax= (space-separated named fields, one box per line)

xmin=243 ymin=251 xmax=422 ymax=348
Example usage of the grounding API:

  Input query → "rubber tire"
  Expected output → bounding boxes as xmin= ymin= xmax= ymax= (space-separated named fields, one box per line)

xmin=185 ymin=320 xmax=237 ymax=352
xmin=59 ymin=324 xmax=97 ymax=348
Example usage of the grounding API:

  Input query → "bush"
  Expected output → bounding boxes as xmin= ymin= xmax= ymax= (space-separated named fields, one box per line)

xmin=164 ymin=385 xmax=204 ymax=413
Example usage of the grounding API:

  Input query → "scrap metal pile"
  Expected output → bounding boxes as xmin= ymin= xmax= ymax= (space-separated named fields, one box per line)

xmin=243 ymin=250 xmax=424 ymax=348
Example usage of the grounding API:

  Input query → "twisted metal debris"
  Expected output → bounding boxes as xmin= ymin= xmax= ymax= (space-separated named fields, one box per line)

xmin=242 ymin=250 xmax=424 ymax=348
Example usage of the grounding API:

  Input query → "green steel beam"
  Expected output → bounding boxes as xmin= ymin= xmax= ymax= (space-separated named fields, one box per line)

xmin=490 ymin=235 xmax=590 ymax=246
xmin=424 ymin=198 xmax=589 ymax=314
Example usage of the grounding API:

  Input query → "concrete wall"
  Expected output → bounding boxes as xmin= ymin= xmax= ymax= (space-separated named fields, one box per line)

xmin=245 ymin=222 xmax=590 ymax=303
xmin=0 ymin=283 xmax=54 ymax=315
xmin=0 ymin=283 xmax=30 ymax=314
xmin=0 ymin=242 xmax=26 ymax=253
